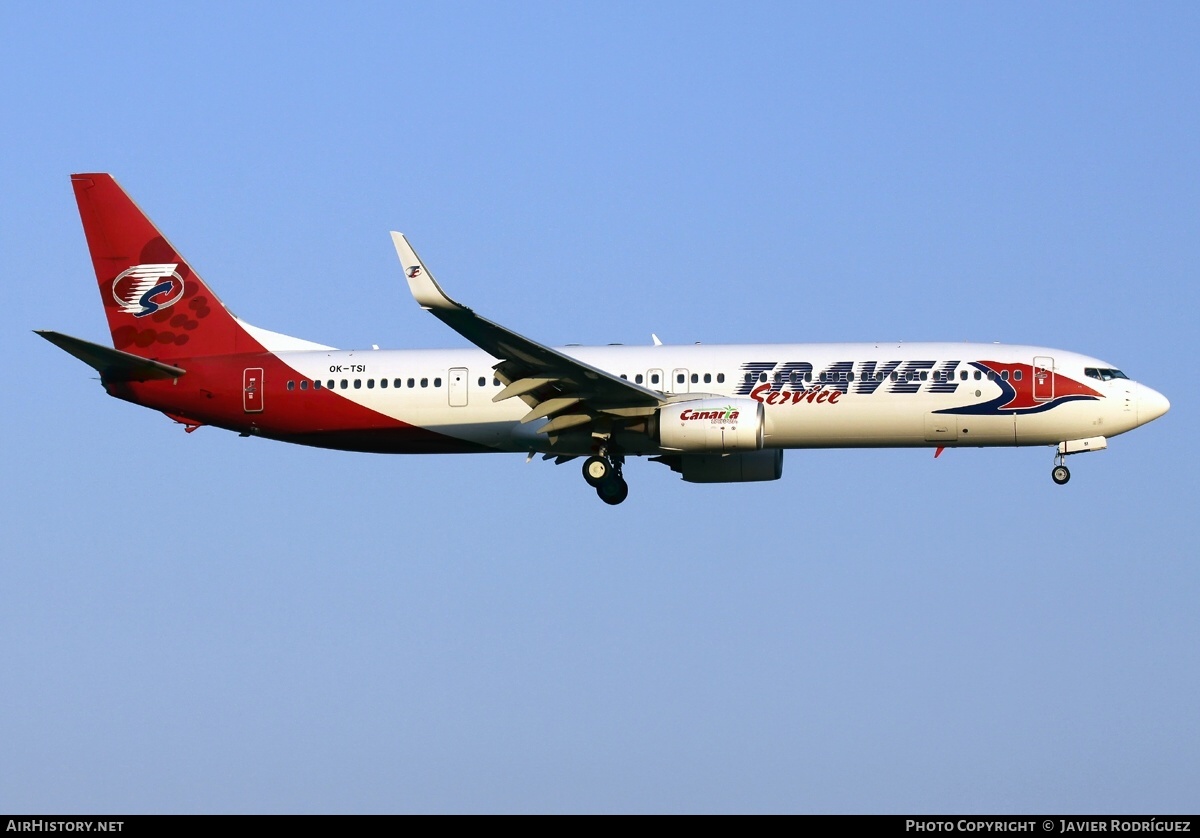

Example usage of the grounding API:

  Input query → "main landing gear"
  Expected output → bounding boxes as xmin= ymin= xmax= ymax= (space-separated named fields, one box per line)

xmin=582 ymin=452 xmax=628 ymax=505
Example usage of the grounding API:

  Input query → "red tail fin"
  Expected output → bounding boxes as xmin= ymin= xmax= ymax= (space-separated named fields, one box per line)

xmin=71 ymin=173 xmax=263 ymax=359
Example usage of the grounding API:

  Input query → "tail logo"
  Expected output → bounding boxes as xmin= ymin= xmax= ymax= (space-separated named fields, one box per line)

xmin=112 ymin=264 xmax=186 ymax=318
xmin=406 ymin=266 xmax=422 ymax=278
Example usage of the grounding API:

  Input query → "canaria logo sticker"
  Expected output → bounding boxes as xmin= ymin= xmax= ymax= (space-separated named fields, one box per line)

xmin=112 ymin=263 xmax=186 ymax=318
xmin=406 ymin=265 xmax=422 ymax=278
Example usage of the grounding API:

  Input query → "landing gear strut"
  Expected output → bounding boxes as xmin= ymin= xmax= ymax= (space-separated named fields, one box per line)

xmin=1051 ymin=452 xmax=1070 ymax=485
xmin=582 ymin=450 xmax=628 ymax=505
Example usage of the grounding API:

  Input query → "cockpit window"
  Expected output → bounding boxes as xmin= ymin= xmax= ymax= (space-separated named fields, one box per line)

xmin=1085 ymin=367 xmax=1129 ymax=381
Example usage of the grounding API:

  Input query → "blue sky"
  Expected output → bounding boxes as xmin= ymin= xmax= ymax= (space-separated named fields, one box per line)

xmin=2 ymin=2 xmax=1197 ymax=813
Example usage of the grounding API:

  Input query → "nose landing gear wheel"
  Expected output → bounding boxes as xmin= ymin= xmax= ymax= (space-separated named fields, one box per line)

xmin=1052 ymin=464 xmax=1070 ymax=485
xmin=582 ymin=456 xmax=610 ymax=487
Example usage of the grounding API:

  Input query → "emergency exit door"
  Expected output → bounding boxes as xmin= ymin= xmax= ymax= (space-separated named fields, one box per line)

xmin=671 ymin=368 xmax=691 ymax=394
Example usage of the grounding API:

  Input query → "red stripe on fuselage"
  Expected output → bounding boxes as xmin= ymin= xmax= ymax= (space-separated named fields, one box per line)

xmin=104 ymin=351 xmax=489 ymax=454
xmin=977 ymin=361 xmax=1101 ymax=410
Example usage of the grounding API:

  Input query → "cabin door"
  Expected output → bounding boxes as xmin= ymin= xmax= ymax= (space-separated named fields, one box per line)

xmin=448 ymin=367 xmax=469 ymax=407
xmin=1032 ymin=356 xmax=1054 ymax=402
xmin=243 ymin=368 xmax=264 ymax=413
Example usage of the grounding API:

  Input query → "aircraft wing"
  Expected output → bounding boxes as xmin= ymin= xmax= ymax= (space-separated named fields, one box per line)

xmin=391 ymin=233 xmax=664 ymax=437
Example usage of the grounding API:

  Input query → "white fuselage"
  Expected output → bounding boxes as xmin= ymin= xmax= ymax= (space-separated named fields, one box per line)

xmin=270 ymin=341 xmax=1159 ymax=455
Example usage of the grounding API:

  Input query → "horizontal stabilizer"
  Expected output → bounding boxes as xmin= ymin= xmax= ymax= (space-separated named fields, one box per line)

xmin=36 ymin=330 xmax=186 ymax=381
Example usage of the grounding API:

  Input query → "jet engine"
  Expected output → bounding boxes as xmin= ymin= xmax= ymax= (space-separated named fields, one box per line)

xmin=656 ymin=398 xmax=764 ymax=452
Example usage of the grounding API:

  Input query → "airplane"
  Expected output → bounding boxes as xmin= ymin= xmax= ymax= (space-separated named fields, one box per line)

xmin=39 ymin=173 xmax=1170 ymax=505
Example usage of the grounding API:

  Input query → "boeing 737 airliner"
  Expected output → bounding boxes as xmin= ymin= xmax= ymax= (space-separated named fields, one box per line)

xmin=39 ymin=174 xmax=1170 ymax=504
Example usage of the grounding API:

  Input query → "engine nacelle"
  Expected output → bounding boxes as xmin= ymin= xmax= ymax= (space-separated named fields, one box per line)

xmin=657 ymin=398 xmax=764 ymax=453
xmin=676 ymin=450 xmax=784 ymax=483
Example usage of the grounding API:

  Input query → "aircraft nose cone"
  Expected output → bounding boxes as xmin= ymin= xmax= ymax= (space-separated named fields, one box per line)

xmin=1137 ymin=385 xmax=1170 ymax=425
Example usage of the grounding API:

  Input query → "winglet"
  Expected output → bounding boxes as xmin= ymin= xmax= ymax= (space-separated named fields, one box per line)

xmin=390 ymin=232 xmax=466 ymax=312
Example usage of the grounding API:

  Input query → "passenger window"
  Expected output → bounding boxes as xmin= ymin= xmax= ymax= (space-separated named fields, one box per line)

xmin=1001 ymin=370 xmax=1009 ymax=381
xmin=677 ymin=373 xmax=685 ymax=384
xmin=420 ymin=378 xmax=428 ymax=388
xmin=300 ymin=380 xmax=309 ymax=390
xmin=367 ymin=379 xmax=375 ymax=389
xmin=960 ymin=371 xmax=968 ymax=380
xmin=758 ymin=373 xmax=767 ymax=383
xmin=636 ymin=374 xmax=644 ymax=384
xmin=287 ymin=380 xmax=295 ymax=390
xmin=434 ymin=378 xmax=442 ymax=387
xmin=479 ymin=377 xmax=486 ymax=386
xmin=407 ymin=378 xmax=415 ymax=388
xmin=890 ymin=372 xmax=898 ymax=381
xmin=704 ymin=373 xmax=711 ymax=384
xmin=493 ymin=378 xmax=500 ymax=386
xmin=620 ymin=374 xmax=627 ymax=380
xmin=717 ymin=373 xmax=725 ymax=383
xmin=1014 ymin=370 xmax=1022 ymax=381
xmin=848 ymin=372 xmax=855 ymax=382
xmin=974 ymin=371 xmax=982 ymax=380
xmin=327 ymin=380 xmax=335 ymax=389
xmin=919 ymin=371 xmax=927 ymax=381
xmin=340 ymin=379 xmax=348 ymax=389
xmin=354 ymin=379 xmax=362 ymax=389
xmin=691 ymin=373 xmax=698 ymax=384
xmin=380 ymin=378 xmax=387 ymax=389
xmin=651 ymin=373 xmax=660 ymax=384
xmin=313 ymin=380 xmax=322 ymax=390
